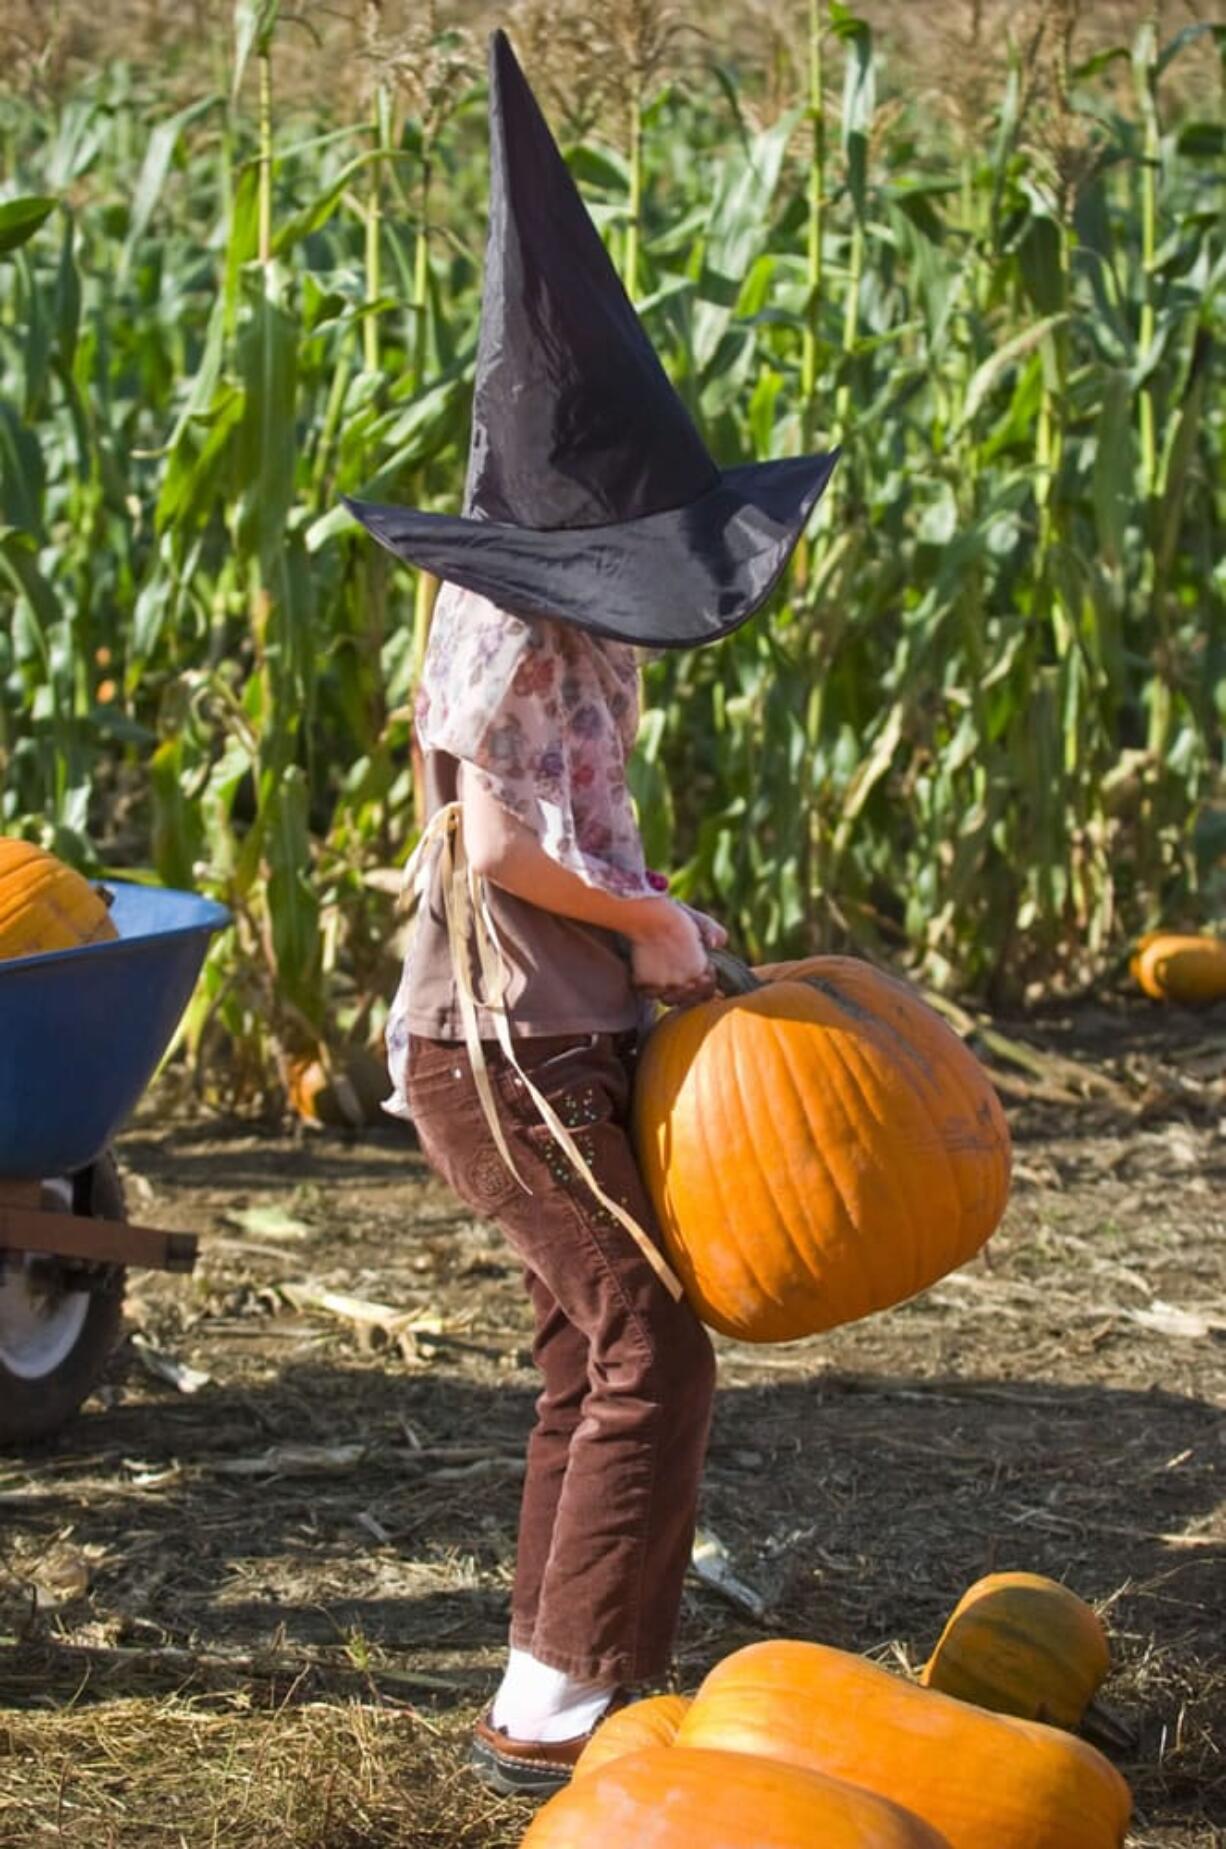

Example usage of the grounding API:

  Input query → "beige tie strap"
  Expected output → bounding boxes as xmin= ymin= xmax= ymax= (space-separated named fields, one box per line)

xmin=399 ymin=805 xmax=683 ymax=1301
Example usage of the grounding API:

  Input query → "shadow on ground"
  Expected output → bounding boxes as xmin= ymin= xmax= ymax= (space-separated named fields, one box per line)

xmin=2 ymin=1355 xmax=1221 ymax=1834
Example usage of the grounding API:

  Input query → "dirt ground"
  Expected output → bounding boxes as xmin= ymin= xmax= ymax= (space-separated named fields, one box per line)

xmin=1 ymin=999 xmax=1223 ymax=1848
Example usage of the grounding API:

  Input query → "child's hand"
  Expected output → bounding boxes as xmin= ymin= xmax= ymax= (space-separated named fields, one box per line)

xmin=630 ymin=901 xmax=716 ymax=1005
xmin=679 ymin=903 xmax=729 ymax=952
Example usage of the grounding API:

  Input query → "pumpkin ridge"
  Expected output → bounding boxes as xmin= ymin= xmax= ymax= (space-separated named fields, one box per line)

xmin=775 ymin=1016 xmax=869 ymax=1326
xmin=657 ymin=1016 xmax=704 ymax=1246
xmin=899 ymin=1032 xmax=979 ymax=1297
xmin=695 ymin=1017 xmax=756 ymax=1329
xmin=698 ymin=1028 xmax=758 ymax=1331
xmin=851 ymin=966 xmax=975 ymax=1122
xmin=750 ymin=1014 xmax=831 ymax=1326
xmin=806 ymin=965 xmax=938 ymax=1092
xmin=817 ymin=1025 xmax=909 ymax=1314
xmin=856 ymin=964 xmax=1009 ymax=1231
xmin=821 ymin=1023 xmax=939 ymax=1310
xmin=739 ymin=1013 xmax=813 ymax=1331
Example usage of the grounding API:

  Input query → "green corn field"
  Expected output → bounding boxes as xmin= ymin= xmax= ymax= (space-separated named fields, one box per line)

xmin=1 ymin=1 xmax=1223 ymax=1104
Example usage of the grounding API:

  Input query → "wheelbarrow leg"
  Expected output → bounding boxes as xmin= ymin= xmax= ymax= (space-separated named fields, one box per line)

xmin=0 ymin=1179 xmax=197 ymax=1273
xmin=0 ymin=1158 xmax=130 ymax=1446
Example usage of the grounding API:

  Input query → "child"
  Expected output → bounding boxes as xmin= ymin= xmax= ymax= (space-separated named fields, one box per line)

xmin=345 ymin=30 xmax=837 ymax=1796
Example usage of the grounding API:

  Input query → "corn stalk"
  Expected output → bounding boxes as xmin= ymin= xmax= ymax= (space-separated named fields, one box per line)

xmin=0 ymin=11 xmax=1222 ymax=1091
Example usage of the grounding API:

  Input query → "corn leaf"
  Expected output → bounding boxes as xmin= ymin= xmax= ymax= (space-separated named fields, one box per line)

xmin=0 ymin=197 xmax=56 ymax=256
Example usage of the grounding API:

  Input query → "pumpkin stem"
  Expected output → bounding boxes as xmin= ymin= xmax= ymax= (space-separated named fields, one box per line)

xmin=709 ymin=949 xmax=764 ymax=996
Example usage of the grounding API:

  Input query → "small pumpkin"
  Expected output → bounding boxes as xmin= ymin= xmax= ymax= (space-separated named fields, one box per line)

xmin=674 ymin=1640 xmax=1130 ymax=1849
xmin=573 ymin=1693 xmax=691 ymax=1781
xmin=0 ymin=838 xmax=118 ymax=963
xmin=523 ymin=1746 xmax=952 ymax=1849
xmin=922 ymin=1571 xmax=1110 ymax=1730
xmin=633 ymin=954 xmax=1011 ymax=1342
xmin=1130 ymin=931 xmax=1226 ymax=1006
xmin=286 ymin=1044 xmax=390 ymax=1128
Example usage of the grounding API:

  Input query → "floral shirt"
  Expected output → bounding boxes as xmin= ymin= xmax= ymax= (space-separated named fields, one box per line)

xmin=383 ymin=585 xmax=655 ymax=1110
xmin=413 ymin=583 xmax=653 ymax=899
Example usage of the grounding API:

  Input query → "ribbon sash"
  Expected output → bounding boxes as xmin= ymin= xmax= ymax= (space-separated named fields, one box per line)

xmin=399 ymin=805 xmax=683 ymax=1300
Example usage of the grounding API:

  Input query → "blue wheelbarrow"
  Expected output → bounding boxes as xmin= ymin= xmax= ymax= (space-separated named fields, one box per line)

xmin=0 ymin=882 xmax=229 ymax=1443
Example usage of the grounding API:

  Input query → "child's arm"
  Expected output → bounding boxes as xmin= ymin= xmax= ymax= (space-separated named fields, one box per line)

xmin=461 ymin=768 xmax=716 ymax=1002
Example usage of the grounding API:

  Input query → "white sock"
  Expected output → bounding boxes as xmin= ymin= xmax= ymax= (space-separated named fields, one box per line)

xmin=490 ymin=1646 xmax=616 ymax=1743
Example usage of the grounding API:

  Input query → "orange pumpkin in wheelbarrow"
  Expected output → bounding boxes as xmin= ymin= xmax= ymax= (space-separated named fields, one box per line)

xmin=0 ymin=838 xmax=117 ymax=961
xmin=633 ymin=954 xmax=1011 ymax=1342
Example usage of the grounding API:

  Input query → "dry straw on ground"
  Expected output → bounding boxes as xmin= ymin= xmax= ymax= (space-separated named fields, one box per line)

xmin=0 ymin=1695 xmax=529 ymax=1848
xmin=1 ymin=1000 xmax=1223 ymax=1847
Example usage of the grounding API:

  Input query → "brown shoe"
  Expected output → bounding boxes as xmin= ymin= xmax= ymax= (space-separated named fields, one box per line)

xmin=470 ymin=1690 xmax=630 ymax=1797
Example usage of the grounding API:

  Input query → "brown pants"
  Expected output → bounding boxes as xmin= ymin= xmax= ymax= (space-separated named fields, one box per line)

xmin=406 ymin=1029 xmax=715 ymax=1684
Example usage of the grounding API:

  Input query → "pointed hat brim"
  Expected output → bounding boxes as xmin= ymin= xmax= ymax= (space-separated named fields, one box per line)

xmin=343 ymin=450 xmax=839 ymax=650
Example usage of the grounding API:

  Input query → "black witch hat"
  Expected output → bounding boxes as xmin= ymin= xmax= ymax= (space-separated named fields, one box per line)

xmin=343 ymin=30 xmax=839 ymax=650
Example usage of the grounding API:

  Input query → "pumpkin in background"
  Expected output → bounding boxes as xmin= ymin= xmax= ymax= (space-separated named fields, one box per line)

xmin=573 ymin=1693 xmax=691 ymax=1781
xmin=633 ymin=954 xmax=1011 ymax=1342
xmin=674 ymin=1641 xmax=1130 ymax=1849
xmin=286 ymin=1044 xmax=390 ymax=1128
xmin=0 ymin=838 xmax=118 ymax=963
xmin=922 ymin=1571 xmax=1110 ymax=1730
xmin=1130 ymin=932 xmax=1226 ymax=1006
xmin=522 ymin=1746 xmax=953 ymax=1849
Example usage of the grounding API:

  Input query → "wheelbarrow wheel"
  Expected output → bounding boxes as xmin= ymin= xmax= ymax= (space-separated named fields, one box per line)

xmin=0 ymin=1155 xmax=126 ymax=1447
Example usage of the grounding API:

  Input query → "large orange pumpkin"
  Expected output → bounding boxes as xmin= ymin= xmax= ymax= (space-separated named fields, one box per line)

xmin=674 ymin=1641 xmax=1130 ymax=1849
xmin=633 ymin=954 xmax=1011 ymax=1341
xmin=522 ymin=1746 xmax=952 ymax=1848
xmin=573 ymin=1693 xmax=691 ymax=1780
xmin=1130 ymin=931 xmax=1226 ymax=1005
xmin=922 ymin=1571 xmax=1110 ymax=1730
xmin=0 ymin=838 xmax=118 ymax=962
